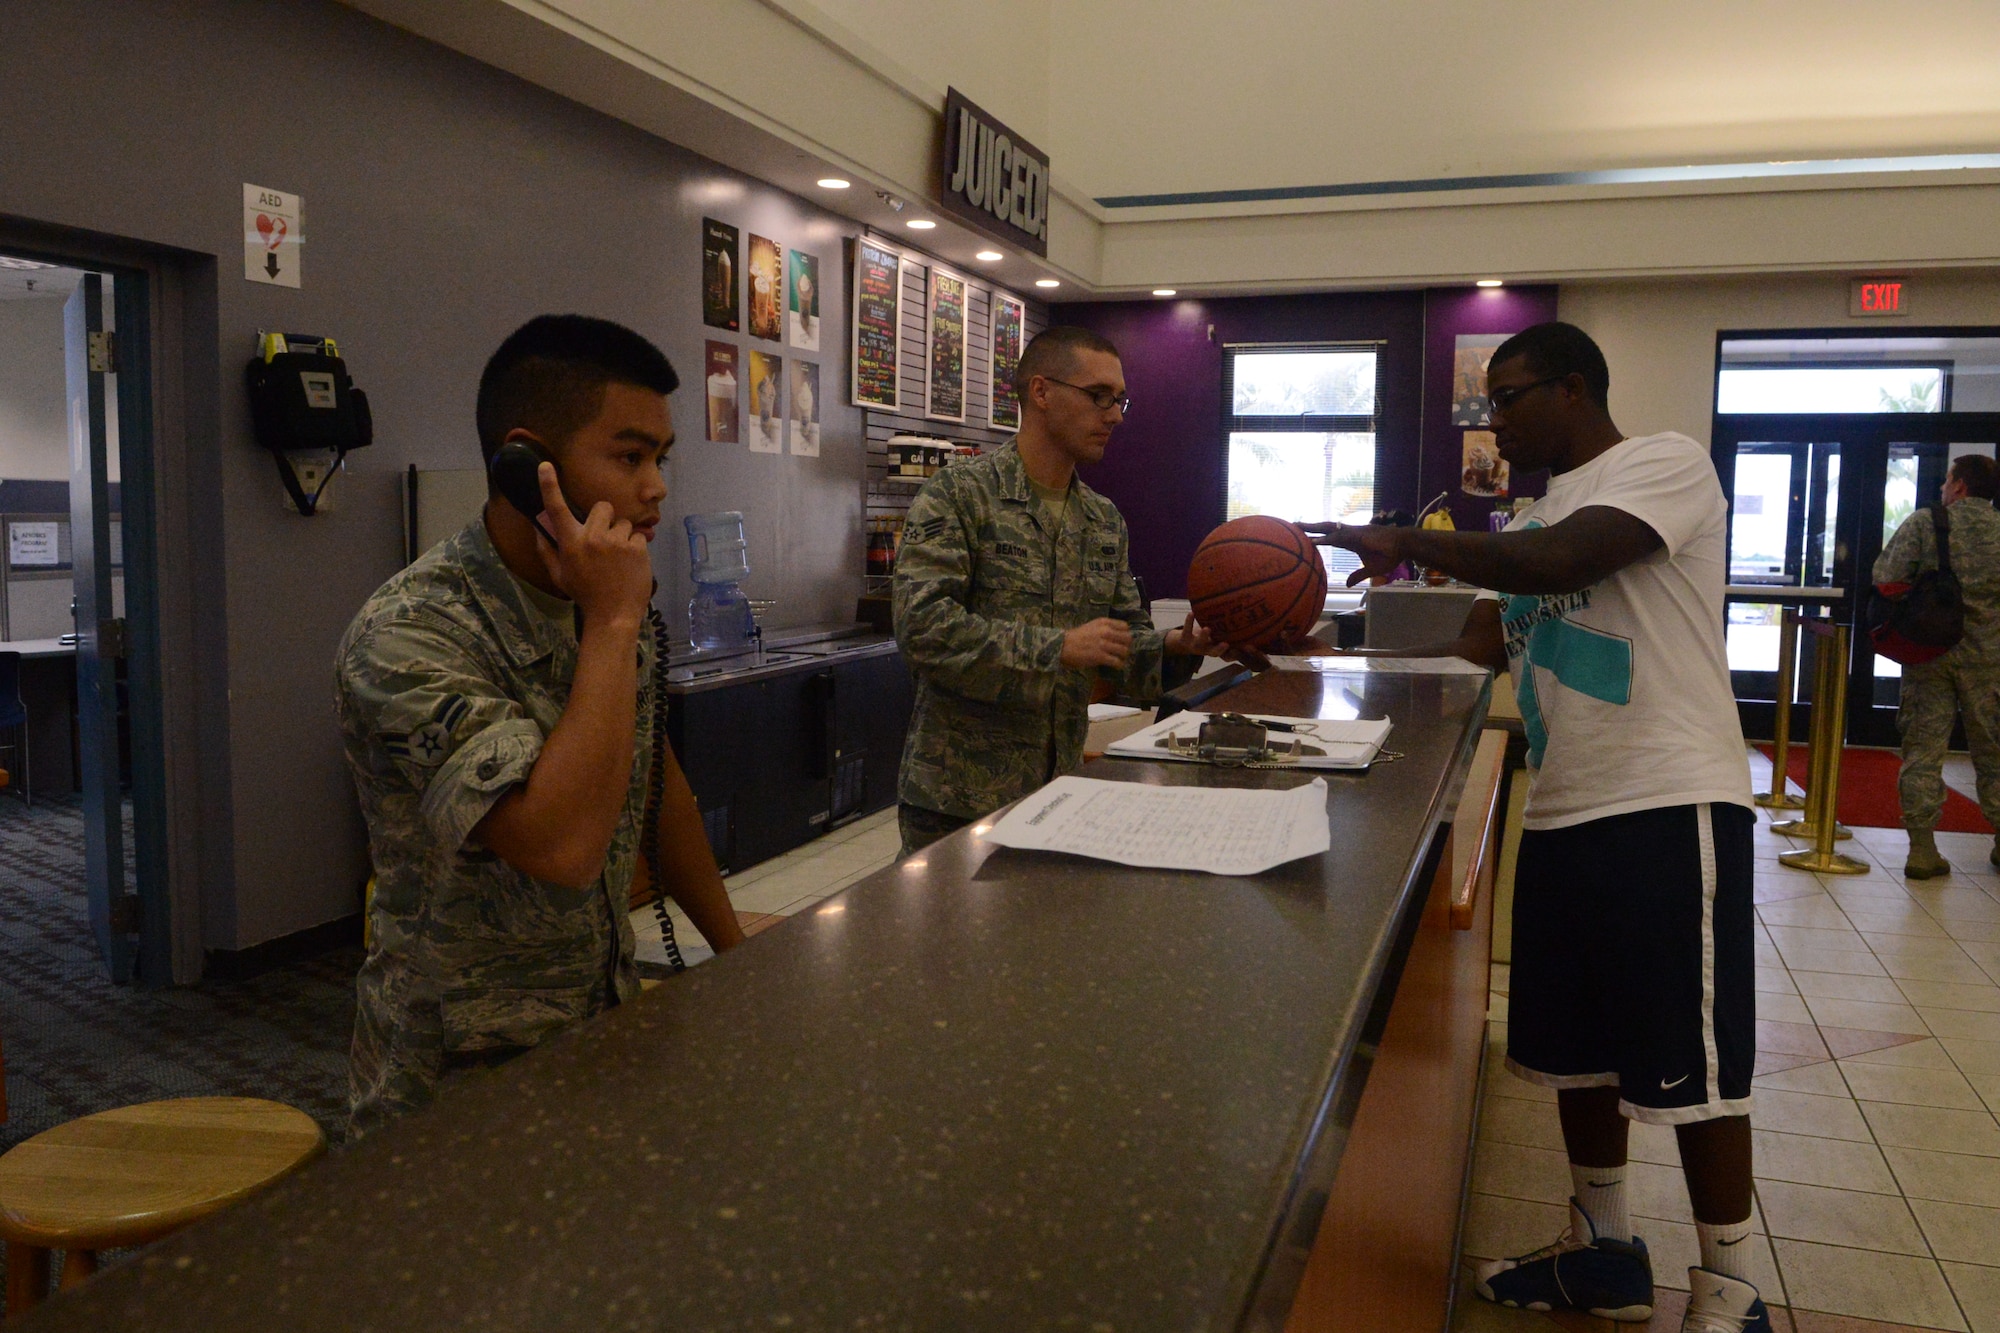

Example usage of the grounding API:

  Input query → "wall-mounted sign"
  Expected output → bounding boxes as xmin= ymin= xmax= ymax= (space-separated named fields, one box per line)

xmin=851 ymin=238 xmax=903 ymax=410
xmin=1850 ymin=276 xmax=1910 ymax=318
xmin=940 ymin=88 xmax=1050 ymax=258
xmin=243 ymin=183 xmax=302 ymax=288
xmin=702 ymin=218 xmax=739 ymax=332
xmin=926 ymin=267 xmax=968 ymax=424
xmin=990 ymin=292 xmax=1025 ymax=431
xmin=9 ymin=521 xmax=60 ymax=568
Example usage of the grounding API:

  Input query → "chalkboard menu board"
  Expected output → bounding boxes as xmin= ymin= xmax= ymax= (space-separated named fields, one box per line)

xmin=926 ymin=267 xmax=967 ymax=424
xmin=850 ymin=238 xmax=902 ymax=410
xmin=990 ymin=292 xmax=1025 ymax=430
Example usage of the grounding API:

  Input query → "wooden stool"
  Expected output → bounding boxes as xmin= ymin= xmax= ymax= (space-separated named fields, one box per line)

xmin=0 ymin=1097 xmax=324 ymax=1317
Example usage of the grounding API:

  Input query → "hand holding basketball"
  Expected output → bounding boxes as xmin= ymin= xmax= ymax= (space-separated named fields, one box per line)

xmin=1063 ymin=617 xmax=1131 ymax=670
xmin=1306 ymin=522 xmax=1408 ymax=587
xmin=1187 ymin=516 xmax=1329 ymax=649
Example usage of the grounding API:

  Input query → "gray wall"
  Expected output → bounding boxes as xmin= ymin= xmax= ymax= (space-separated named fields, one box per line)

xmin=0 ymin=0 xmax=865 ymax=949
xmin=0 ymin=298 xmax=70 ymax=480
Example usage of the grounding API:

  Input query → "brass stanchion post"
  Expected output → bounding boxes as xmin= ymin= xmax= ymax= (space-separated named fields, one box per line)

xmin=1772 ymin=617 xmax=1853 ymax=842
xmin=1754 ymin=610 xmax=1806 ymax=809
xmin=1781 ymin=622 xmax=1869 ymax=874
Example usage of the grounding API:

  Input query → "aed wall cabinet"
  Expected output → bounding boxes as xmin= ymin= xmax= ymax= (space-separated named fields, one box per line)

xmin=664 ymin=640 xmax=912 ymax=873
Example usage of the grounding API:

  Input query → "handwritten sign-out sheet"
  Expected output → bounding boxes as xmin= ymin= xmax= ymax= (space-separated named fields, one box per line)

xmin=985 ymin=776 xmax=1330 ymax=876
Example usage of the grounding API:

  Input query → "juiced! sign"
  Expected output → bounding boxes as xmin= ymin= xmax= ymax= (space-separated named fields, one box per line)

xmin=940 ymin=88 xmax=1050 ymax=258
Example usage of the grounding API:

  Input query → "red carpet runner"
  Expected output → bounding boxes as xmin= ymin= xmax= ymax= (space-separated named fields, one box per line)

xmin=1759 ymin=745 xmax=1994 ymax=833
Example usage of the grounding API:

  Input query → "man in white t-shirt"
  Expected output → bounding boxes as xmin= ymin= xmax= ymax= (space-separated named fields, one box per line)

xmin=1309 ymin=323 xmax=1764 ymax=1333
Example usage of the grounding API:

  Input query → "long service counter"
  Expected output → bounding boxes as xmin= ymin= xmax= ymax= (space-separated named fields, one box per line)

xmin=26 ymin=668 xmax=1495 ymax=1332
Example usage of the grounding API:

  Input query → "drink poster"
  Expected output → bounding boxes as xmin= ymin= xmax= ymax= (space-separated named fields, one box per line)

xmin=789 ymin=360 xmax=821 ymax=457
xmin=703 ymin=341 xmax=739 ymax=444
xmin=927 ymin=267 xmax=967 ymax=423
xmin=747 ymin=234 xmax=783 ymax=342
xmin=701 ymin=218 xmax=738 ymax=332
xmin=851 ymin=239 xmax=901 ymax=410
xmin=1461 ymin=430 xmax=1508 ymax=497
xmin=747 ymin=350 xmax=783 ymax=453
xmin=788 ymin=249 xmax=820 ymax=352
xmin=1452 ymin=333 xmax=1506 ymax=426
xmin=989 ymin=291 xmax=1025 ymax=430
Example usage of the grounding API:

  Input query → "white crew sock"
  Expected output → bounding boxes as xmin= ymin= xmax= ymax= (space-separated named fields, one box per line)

xmin=1696 ymin=1216 xmax=1756 ymax=1282
xmin=1570 ymin=1164 xmax=1631 ymax=1244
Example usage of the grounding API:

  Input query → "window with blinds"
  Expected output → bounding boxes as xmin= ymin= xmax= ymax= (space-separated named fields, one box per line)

xmin=1222 ymin=343 xmax=1382 ymax=579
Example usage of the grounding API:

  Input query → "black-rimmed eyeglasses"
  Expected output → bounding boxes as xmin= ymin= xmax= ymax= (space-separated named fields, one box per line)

xmin=1487 ymin=376 xmax=1567 ymax=412
xmin=1043 ymin=377 xmax=1132 ymax=414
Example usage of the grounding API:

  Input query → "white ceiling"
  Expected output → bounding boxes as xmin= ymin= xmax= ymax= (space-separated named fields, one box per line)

xmin=0 ymin=258 xmax=81 ymax=302
xmin=819 ymin=1 xmax=2000 ymax=205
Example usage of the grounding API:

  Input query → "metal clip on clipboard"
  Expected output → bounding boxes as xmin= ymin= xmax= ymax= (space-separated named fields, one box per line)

xmin=1155 ymin=713 xmax=1327 ymax=768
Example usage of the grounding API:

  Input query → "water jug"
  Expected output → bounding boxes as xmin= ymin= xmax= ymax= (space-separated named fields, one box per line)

xmin=684 ymin=512 xmax=756 ymax=652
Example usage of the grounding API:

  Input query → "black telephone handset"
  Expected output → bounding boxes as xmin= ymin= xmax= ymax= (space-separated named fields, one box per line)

xmin=488 ymin=438 xmax=689 ymax=973
xmin=489 ymin=439 xmax=588 ymax=542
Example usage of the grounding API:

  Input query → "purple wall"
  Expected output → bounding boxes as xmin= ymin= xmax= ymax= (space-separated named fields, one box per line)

xmin=1055 ymin=291 xmax=1425 ymax=598
xmin=1419 ymin=285 xmax=1562 ymax=533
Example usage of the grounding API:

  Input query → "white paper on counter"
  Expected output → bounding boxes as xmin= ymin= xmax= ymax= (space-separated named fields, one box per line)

xmin=1105 ymin=712 xmax=1391 ymax=770
xmin=1087 ymin=703 xmax=1144 ymax=722
xmin=984 ymin=775 xmax=1330 ymax=876
xmin=1265 ymin=654 xmax=1490 ymax=676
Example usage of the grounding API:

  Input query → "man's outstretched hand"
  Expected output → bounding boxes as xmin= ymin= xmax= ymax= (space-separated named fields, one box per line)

xmin=1301 ymin=521 xmax=1408 ymax=587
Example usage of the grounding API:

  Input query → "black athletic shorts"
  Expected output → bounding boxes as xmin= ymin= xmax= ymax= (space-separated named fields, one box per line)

xmin=1506 ymin=801 xmax=1756 ymax=1124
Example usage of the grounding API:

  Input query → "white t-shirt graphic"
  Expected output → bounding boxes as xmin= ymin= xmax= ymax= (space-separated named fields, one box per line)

xmin=1489 ymin=432 xmax=1751 ymax=829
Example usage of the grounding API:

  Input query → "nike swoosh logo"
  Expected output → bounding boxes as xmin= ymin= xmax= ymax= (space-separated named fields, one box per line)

xmin=1586 ymin=1179 xmax=1620 ymax=1188
xmin=1660 ymin=1074 xmax=1690 ymax=1089
xmin=1717 ymin=1235 xmax=1747 ymax=1246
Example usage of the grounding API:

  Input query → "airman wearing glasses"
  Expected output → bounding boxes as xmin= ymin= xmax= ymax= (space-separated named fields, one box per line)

xmin=892 ymin=325 xmax=1216 ymax=856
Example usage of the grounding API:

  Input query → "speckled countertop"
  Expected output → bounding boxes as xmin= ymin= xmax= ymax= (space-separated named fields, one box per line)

xmin=29 ymin=669 xmax=1489 ymax=1332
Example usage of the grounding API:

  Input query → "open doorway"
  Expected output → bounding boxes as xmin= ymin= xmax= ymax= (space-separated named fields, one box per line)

xmin=0 ymin=253 xmax=158 ymax=985
xmin=1712 ymin=329 xmax=2000 ymax=748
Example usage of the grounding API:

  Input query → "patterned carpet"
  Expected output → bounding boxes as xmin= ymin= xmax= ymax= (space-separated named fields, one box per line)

xmin=0 ymin=796 xmax=360 ymax=1160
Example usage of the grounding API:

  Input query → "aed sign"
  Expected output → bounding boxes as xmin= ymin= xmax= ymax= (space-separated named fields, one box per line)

xmin=1850 ymin=277 xmax=1909 ymax=317
xmin=243 ymin=183 xmax=302 ymax=289
xmin=939 ymin=88 xmax=1050 ymax=257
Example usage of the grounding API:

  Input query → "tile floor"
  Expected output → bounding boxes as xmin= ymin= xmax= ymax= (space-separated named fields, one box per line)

xmin=630 ymin=805 xmax=902 ymax=967
xmin=1459 ymin=749 xmax=2000 ymax=1332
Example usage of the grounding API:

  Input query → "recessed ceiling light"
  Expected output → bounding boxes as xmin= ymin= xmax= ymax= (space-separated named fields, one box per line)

xmin=1035 ymin=278 xmax=1060 ymax=288
xmin=1476 ymin=279 xmax=1504 ymax=288
xmin=975 ymin=250 xmax=1003 ymax=262
xmin=906 ymin=219 xmax=936 ymax=230
xmin=1152 ymin=288 xmax=1177 ymax=297
xmin=816 ymin=177 xmax=851 ymax=189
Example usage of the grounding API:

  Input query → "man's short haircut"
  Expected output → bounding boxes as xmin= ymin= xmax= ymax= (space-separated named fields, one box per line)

xmin=1951 ymin=453 xmax=2000 ymax=500
xmin=476 ymin=315 xmax=679 ymax=464
xmin=1015 ymin=325 xmax=1120 ymax=397
xmin=1489 ymin=321 xmax=1611 ymax=407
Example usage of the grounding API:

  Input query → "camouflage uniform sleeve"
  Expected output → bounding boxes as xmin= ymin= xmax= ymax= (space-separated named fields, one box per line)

xmin=894 ymin=474 xmax=1066 ymax=702
xmin=339 ymin=611 xmax=545 ymax=853
xmin=1104 ymin=516 xmax=1170 ymax=700
xmin=1873 ymin=508 xmax=1933 ymax=585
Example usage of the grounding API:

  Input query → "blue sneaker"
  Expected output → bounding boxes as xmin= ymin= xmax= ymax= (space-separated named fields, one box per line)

xmin=1472 ymin=1198 xmax=1654 ymax=1321
xmin=1682 ymin=1268 xmax=1773 ymax=1332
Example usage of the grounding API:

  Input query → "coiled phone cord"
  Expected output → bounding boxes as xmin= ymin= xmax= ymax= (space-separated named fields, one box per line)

xmin=643 ymin=606 xmax=688 ymax=973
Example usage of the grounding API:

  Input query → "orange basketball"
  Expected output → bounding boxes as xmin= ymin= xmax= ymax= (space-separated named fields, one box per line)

xmin=1186 ymin=516 xmax=1328 ymax=649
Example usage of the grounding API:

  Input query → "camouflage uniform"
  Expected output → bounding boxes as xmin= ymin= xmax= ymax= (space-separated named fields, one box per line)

xmin=1872 ymin=497 xmax=2000 ymax=831
xmin=335 ymin=517 xmax=651 ymax=1136
xmin=893 ymin=442 xmax=1174 ymax=848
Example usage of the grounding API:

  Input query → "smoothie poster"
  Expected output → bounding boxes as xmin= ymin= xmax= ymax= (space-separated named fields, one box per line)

xmin=747 ymin=233 xmax=783 ymax=342
xmin=1452 ymin=333 xmax=1506 ymax=427
xmin=703 ymin=341 xmax=739 ymax=444
xmin=1461 ymin=430 xmax=1509 ymax=497
xmin=788 ymin=248 xmax=820 ymax=352
xmin=850 ymin=238 xmax=901 ymax=410
xmin=700 ymin=218 xmax=738 ymax=332
xmin=789 ymin=360 xmax=821 ymax=457
xmin=989 ymin=291 xmax=1025 ymax=430
xmin=747 ymin=349 xmax=783 ymax=453
xmin=926 ymin=266 xmax=967 ymax=424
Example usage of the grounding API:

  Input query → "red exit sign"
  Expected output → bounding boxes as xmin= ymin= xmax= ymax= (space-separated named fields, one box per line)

xmin=1850 ymin=277 xmax=1910 ymax=317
